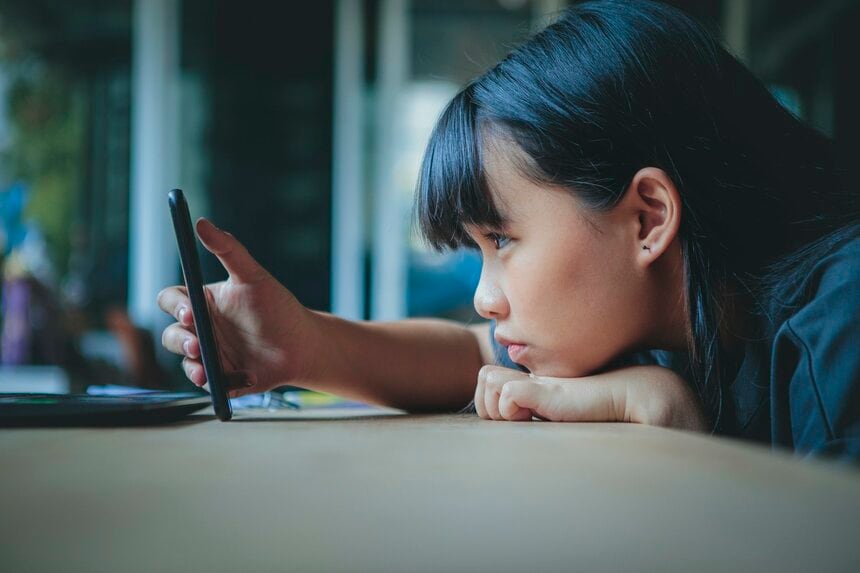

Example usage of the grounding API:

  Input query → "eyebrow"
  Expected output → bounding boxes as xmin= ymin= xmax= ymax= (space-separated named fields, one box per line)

xmin=479 ymin=188 xmax=514 ymax=227
xmin=491 ymin=208 xmax=515 ymax=228
xmin=475 ymin=213 xmax=512 ymax=231
xmin=466 ymin=213 xmax=513 ymax=241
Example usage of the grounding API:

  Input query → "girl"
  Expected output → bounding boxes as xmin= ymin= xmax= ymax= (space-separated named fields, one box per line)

xmin=158 ymin=0 xmax=859 ymax=460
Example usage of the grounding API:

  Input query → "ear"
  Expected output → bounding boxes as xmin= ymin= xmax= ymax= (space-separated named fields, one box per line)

xmin=619 ymin=167 xmax=682 ymax=268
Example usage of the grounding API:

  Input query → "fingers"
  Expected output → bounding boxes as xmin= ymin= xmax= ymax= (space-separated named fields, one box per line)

xmin=473 ymin=368 xmax=488 ymax=419
xmin=498 ymin=380 xmax=538 ymax=421
xmin=156 ymin=286 xmax=194 ymax=327
xmin=182 ymin=357 xmax=206 ymax=387
xmin=196 ymin=218 xmax=266 ymax=284
xmin=182 ymin=358 xmax=257 ymax=399
xmin=161 ymin=323 xmax=200 ymax=358
xmin=477 ymin=365 xmax=500 ymax=420
xmin=479 ymin=365 xmax=604 ymax=422
xmin=484 ymin=375 xmax=503 ymax=421
xmin=500 ymin=375 xmax=618 ymax=423
xmin=476 ymin=365 xmax=533 ymax=421
xmin=499 ymin=378 xmax=558 ymax=421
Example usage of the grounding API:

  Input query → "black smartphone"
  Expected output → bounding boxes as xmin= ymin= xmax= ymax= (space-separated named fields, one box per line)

xmin=167 ymin=189 xmax=233 ymax=421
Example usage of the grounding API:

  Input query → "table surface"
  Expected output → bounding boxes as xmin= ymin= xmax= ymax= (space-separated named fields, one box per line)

xmin=2 ymin=407 xmax=859 ymax=573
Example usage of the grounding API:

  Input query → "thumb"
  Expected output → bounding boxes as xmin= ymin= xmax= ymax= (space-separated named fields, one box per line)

xmin=498 ymin=379 xmax=552 ymax=421
xmin=196 ymin=218 xmax=266 ymax=284
xmin=225 ymin=370 xmax=258 ymax=398
xmin=501 ymin=377 xmax=620 ymax=422
xmin=201 ymin=370 xmax=257 ymax=399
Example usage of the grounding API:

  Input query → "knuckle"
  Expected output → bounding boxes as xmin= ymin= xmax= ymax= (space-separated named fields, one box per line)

xmin=486 ymin=372 xmax=506 ymax=389
xmin=505 ymin=379 xmax=526 ymax=394
xmin=478 ymin=364 xmax=495 ymax=381
xmin=158 ymin=286 xmax=179 ymax=307
xmin=480 ymin=366 xmax=497 ymax=382
xmin=163 ymin=325 xmax=187 ymax=353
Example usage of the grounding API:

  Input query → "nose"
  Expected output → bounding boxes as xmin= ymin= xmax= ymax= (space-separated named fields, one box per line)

xmin=473 ymin=265 xmax=509 ymax=320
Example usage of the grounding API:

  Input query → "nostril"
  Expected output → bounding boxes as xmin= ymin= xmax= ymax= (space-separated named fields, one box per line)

xmin=474 ymin=280 xmax=507 ymax=320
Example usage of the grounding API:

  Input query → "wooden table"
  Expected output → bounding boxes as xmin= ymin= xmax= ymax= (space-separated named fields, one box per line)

xmin=2 ymin=408 xmax=859 ymax=572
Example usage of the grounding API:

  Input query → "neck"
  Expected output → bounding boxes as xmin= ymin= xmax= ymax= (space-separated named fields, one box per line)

xmin=647 ymin=239 xmax=690 ymax=353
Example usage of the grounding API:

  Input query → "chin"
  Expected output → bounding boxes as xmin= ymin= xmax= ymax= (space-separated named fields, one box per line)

xmin=529 ymin=362 xmax=590 ymax=379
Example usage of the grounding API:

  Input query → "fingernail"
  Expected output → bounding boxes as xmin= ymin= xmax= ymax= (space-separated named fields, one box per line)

xmin=183 ymin=339 xmax=191 ymax=356
xmin=178 ymin=306 xmax=188 ymax=324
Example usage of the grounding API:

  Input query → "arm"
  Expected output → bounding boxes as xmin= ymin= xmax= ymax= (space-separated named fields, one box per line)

xmin=157 ymin=218 xmax=495 ymax=413
xmin=304 ymin=315 xmax=492 ymax=412
xmin=474 ymin=364 xmax=708 ymax=431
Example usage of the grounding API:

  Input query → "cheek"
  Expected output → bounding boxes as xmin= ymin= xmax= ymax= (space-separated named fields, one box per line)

xmin=517 ymin=235 xmax=641 ymax=375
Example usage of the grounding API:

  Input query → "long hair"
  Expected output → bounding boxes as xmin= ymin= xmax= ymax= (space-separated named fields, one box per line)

xmin=415 ymin=0 xmax=858 ymax=427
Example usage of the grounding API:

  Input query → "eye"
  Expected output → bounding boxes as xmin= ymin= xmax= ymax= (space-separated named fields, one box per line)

xmin=483 ymin=232 xmax=512 ymax=250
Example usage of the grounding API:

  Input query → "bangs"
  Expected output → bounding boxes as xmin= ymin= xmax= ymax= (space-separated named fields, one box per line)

xmin=415 ymin=85 xmax=505 ymax=251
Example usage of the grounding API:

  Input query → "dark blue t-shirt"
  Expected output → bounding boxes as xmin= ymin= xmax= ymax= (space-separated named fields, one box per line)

xmin=489 ymin=227 xmax=860 ymax=463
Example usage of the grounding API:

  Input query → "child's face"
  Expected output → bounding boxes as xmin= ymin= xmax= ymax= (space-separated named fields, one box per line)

xmin=467 ymin=138 xmax=685 ymax=377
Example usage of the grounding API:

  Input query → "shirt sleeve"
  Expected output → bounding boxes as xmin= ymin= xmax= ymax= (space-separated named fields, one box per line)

xmin=776 ymin=239 xmax=860 ymax=463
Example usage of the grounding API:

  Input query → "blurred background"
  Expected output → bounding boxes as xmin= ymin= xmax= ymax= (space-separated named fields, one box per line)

xmin=0 ymin=0 xmax=857 ymax=394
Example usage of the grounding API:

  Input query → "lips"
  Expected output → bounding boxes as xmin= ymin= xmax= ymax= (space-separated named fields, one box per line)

xmin=494 ymin=332 xmax=528 ymax=363
xmin=506 ymin=343 xmax=527 ymax=363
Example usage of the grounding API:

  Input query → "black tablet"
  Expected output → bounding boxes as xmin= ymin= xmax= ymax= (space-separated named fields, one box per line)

xmin=0 ymin=393 xmax=211 ymax=427
xmin=168 ymin=189 xmax=233 ymax=421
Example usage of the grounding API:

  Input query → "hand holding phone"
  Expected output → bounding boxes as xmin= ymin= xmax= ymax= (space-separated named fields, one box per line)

xmin=161 ymin=190 xmax=319 ymax=416
xmin=168 ymin=189 xmax=233 ymax=421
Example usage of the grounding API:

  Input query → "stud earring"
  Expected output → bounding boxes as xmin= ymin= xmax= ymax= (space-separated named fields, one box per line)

xmin=642 ymin=244 xmax=651 ymax=252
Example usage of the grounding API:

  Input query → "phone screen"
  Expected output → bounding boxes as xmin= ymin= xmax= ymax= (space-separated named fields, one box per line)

xmin=167 ymin=189 xmax=233 ymax=421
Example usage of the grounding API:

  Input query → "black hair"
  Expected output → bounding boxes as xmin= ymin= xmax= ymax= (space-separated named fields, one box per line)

xmin=415 ymin=0 xmax=858 ymax=428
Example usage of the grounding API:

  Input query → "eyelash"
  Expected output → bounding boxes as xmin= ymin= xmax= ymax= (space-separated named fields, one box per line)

xmin=483 ymin=232 xmax=512 ymax=250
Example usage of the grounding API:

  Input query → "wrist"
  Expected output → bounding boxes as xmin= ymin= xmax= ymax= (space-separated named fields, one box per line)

xmin=275 ymin=308 xmax=329 ymax=387
xmin=624 ymin=366 xmax=708 ymax=432
xmin=647 ymin=384 xmax=708 ymax=432
xmin=298 ymin=309 xmax=351 ymax=387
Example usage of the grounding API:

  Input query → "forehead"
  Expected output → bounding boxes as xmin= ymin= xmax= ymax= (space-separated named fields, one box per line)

xmin=480 ymin=131 xmax=580 ymax=225
xmin=479 ymin=134 xmax=536 ymax=221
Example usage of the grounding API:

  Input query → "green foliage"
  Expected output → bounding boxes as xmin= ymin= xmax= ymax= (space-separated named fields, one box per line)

xmin=3 ymin=71 xmax=85 ymax=277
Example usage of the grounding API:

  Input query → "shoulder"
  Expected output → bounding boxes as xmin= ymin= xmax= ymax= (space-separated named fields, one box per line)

xmin=762 ymin=224 xmax=860 ymax=325
xmin=767 ymin=225 xmax=860 ymax=459
xmin=783 ymin=226 xmax=860 ymax=336
xmin=778 ymin=226 xmax=860 ymax=383
xmin=804 ymin=225 xmax=860 ymax=288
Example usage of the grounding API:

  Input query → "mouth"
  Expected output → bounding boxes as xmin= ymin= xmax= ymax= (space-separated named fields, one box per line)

xmin=494 ymin=333 xmax=529 ymax=363
xmin=506 ymin=343 xmax=528 ymax=363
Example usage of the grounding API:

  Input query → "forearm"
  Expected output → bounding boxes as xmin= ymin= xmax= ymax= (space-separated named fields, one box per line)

xmin=476 ymin=363 xmax=708 ymax=431
xmin=297 ymin=312 xmax=483 ymax=412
